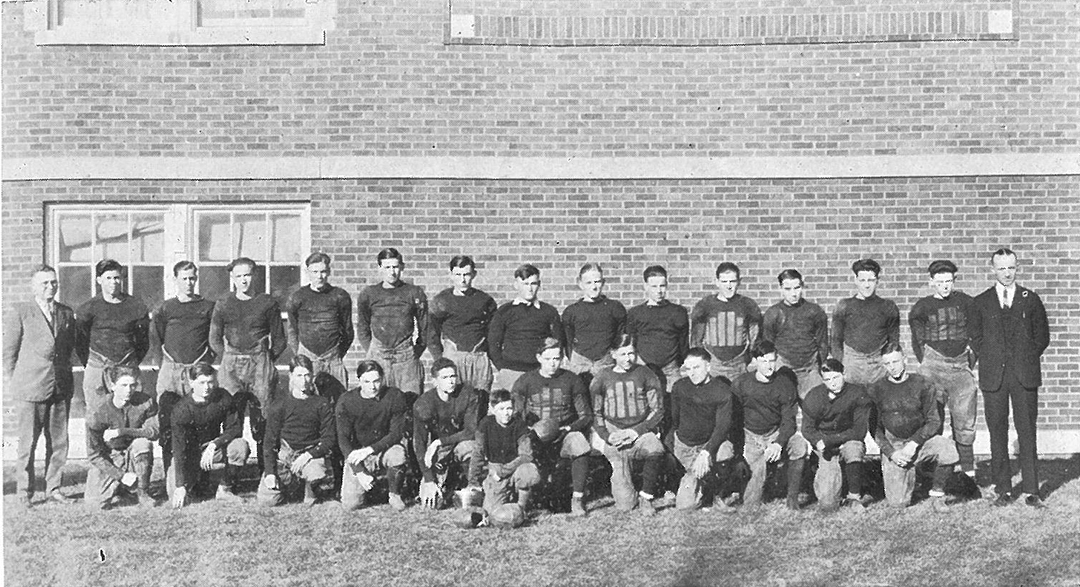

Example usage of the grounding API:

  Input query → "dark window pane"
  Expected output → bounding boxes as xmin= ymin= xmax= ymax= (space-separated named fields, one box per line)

xmin=252 ymin=264 xmax=267 ymax=296
xmin=132 ymin=266 xmax=164 ymax=314
xmin=199 ymin=266 xmax=231 ymax=301
xmin=269 ymin=265 xmax=299 ymax=305
xmin=58 ymin=265 xmax=93 ymax=308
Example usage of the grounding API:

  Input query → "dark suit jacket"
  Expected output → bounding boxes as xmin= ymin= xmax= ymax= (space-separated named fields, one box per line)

xmin=2 ymin=300 xmax=77 ymax=402
xmin=969 ymin=285 xmax=1050 ymax=391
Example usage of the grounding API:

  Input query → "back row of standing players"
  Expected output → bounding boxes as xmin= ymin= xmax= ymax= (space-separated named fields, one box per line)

xmin=61 ymin=248 xmax=1049 ymax=511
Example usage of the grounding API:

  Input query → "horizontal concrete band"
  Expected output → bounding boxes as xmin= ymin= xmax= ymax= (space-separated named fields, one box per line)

xmin=4 ymin=153 xmax=1080 ymax=181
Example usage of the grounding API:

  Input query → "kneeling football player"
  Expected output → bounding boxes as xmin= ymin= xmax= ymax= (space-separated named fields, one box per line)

xmin=414 ymin=358 xmax=480 ymax=510
xmin=466 ymin=389 xmax=540 ymax=516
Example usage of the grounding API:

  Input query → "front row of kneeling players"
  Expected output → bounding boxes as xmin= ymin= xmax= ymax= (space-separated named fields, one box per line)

xmin=86 ymin=335 xmax=959 ymax=521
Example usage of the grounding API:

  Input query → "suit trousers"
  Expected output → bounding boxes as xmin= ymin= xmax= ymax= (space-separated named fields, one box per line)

xmin=15 ymin=397 xmax=70 ymax=496
xmin=983 ymin=368 xmax=1039 ymax=495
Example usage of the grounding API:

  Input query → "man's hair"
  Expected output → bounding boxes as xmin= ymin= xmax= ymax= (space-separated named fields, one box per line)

xmin=377 ymin=248 xmax=404 ymax=265
xmin=715 ymin=262 xmax=741 ymax=279
xmin=777 ymin=269 xmax=803 ymax=285
xmin=489 ymin=389 xmax=513 ymax=407
xmin=535 ymin=337 xmax=562 ymax=356
xmin=107 ymin=364 xmax=139 ymax=383
xmin=851 ymin=259 xmax=882 ymax=277
xmin=514 ymin=263 xmax=540 ymax=280
xmin=991 ymin=247 xmax=1017 ymax=261
xmin=430 ymin=357 xmax=458 ymax=377
xmin=356 ymin=360 xmax=385 ymax=379
xmin=187 ymin=362 xmax=216 ymax=381
xmin=449 ymin=255 xmax=476 ymax=271
xmin=642 ymin=265 xmax=667 ymax=281
xmin=95 ymin=259 xmax=124 ymax=277
xmin=305 ymin=252 xmax=331 ymax=267
xmin=820 ymin=358 xmax=845 ymax=374
xmin=882 ymin=343 xmax=903 ymax=356
xmin=289 ymin=355 xmax=314 ymax=373
xmin=685 ymin=347 xmax=712 ymax=364
xmin=927 ymin=260 xmax=958 ymax=277
xmin=173 ymin=260 xmax=198 ymax=276
xmin=32 ymin=264 xmax=57 ymax=277
xmin=750 ymin=340 xmax=777 ymax=359
xmin=226 ymin=257 xmax=256 ymax=273
xmin=613 ymin=333 xmax=636 ymax=350
xmin=578 ymin=262 xmax=604 ymax=279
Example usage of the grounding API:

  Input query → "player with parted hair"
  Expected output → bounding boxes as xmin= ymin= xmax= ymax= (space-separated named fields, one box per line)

xmin=626 ymin=265 xmax=689 ymax=394
xmin=487 ymin=263 xmax=566 ymax=394
xmin=356 ymin=248 xmax=429 ymax=395
xmin=691 ymin=262 xmax=763 ymax=385
xmin=285 ymin=252 xmax=354 ymax=389
xmin=414 ymin=357 xmax=480 ymax=510
xmin=466 ymin=389 xmax=540 ymax=516
xmin=561 ymin=262 xmax=627 ymax=379
xmin=428 ymin=255 xmax=499 ymax=393
xmin=831 ymin=258 xmax=900 ymax=386
xmin=761 ymin=268 xmax=829 ymax=399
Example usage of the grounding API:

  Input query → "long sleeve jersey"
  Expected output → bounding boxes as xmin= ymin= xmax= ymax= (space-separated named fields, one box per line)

xmin=690 ymin=294 xmax=762 ymax=362
xmin=263 ymin=393 xmax=336 ymax=475
xmin=868 ymin=373 xmax=942 ymax=457
xmin=626 ymin=300 xmax=689 ymax=367
xmin=427 ymin=287 xmax=498 ymax=358
xmin=670 ymin=376 xmax=733 ymax=458
xmin=830 ymin=295 xmax=900 ymax=359
xmin=800 ymin=382 xmax=871 ymax=448
xmin=762 ymin=299 xmax=828 ymax=369
xmin=209 ymin=293 xmax=286 ymax=358
xmin=355 ymin=281 xmax=428 ymax=351
xmin=468 ymin=414 xmax=533 ymax=485
xmin=335 ymin=387 xmax=407 ymax=456
xmin=730 ymin=372 xmax=798 ymax=447
xmin=561 ymin=295 xmax=627 ymax=362
xmin=75 ymin=295 xmax=150 ymax=365
xmin=487 ymin=301 xmax=565 ymax=372
xmin=86 ymin=392 xmax=159 ymax=481
xmin=908 ymin=292 xmax=976 ymax=362
xmin=412 ymin=385 xmax=480 ymax=482
xmin=511 ymin=369 xmax=592 ymax=432
xmin=171 ymin=389 xmax=244 ymax=487
xmin=153 ymin=296 xmax=215 ymax=364
xmin=589 ymin=364 xmax=664 ymax=443
xmin=285 ymin=285 xmax=354 ymax=358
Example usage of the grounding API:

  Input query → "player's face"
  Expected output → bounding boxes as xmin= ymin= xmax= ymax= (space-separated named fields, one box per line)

xmin=307 ymin=262 xmax=330 ymax=290
xmin=854 ymin=271 xmax=879 ymax=299
xmin=451 ymin=266 xmax=476 ymax=292
xmin=644 ymin=275 xmax=667 ymax=303
xmin=612 ymin=345 xmax=636 ymax=370
xmin=190 ymin=374 xmax=215 ymax=402
xmin=715 ymin=271 xmax=739 ymax=300
xmin=780 ymin=278 xmax=803 ymax=305
xmin=98 ymin=269 xmax=124 ymax=298
xmin=290 ymin=365 xmax=313 ymax=396
xmin=578 ymin=270 xmax=605 ymax=300
xmin=175 ymin=268 xmax=198 ymax=297
xmin=230 ymin=264 xmax=254 ymax=295
xmin=110 ymin=375 xmax=138 ymax=405
xmin=380 ymin=258 xmax=404 ymax=285
xmin=516 ymin=275 xmax=541 ymax=302
xmin=492 ymin=400 xmax=514 ymax=426
xmin=881 ymin=351 xmax=906 ymax=380
xmin=930 ymin=272 xmax=955 ymax=299
xmin=536 ymin=348 xmax=562 ymax=377
xmin=822 ymin=370 xmax=844 ymax=394
xmin=992 ymin=254 xmax=1017 ymax=288
xmin=434 ymin=366 xmax=458 ymax=394
xmin=755 ymin=352 xmax=778 ymax=379
xmin=358 ymin=370 xmax=383 ymax=397
xmin=683 ymin=355 xmax=709 ymax=385
xmin=31 ymin=270 xmax=58 ymax=303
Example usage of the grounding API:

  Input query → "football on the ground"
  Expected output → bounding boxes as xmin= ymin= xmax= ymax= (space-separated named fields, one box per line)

xmin=452 ymin=506 xmax=485 ymax=529
xmin=532 ymin=418 xmax=562 ymax=443
xmin=490 ymin=502 xmax=526 ymax=529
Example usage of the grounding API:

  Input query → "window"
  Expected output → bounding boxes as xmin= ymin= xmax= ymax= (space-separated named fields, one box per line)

xmin=27 ymin=0 xmax=337 ymax=46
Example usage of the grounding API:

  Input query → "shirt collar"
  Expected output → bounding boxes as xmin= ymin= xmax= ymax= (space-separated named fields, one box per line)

xmin=581 ymin=295 xmax=605 ymax=303
xmin=645 ymin=299 xmax=668 ymax=307
xmin=512 ymin=298 xmax=541 ymax=309
xmin=35 ymin=298 xmax=54 ymax=316
xmin=995 ymin=283 xmax=1016 ymax=296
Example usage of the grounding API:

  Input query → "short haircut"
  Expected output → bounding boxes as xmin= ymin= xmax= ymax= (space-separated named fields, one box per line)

xmin=612 ymin=333 xmax=636 ymax=350
xmin=226 ymin=257 xmax=256 ymax=273
xmin=882 ymin=343 xmax=903 ymax=356
xmin=514 ymin=263 xmax=540 ymax=280
xmin=535 ymin=337 xmax=562 ymax=356
xmin=33 ymin=264 xmax=57 ymax=277
xmin=356 ymin=360 xmax=384 ymax=379
xmin=96 ymin=259 xmax=123 ymax=277
xmin=489 ymin=389 xmax=513 ymax=406
xmin=820 ymin=358 xmax=845 ymax=374
xmin=377 ymin=248 xmax=403 ymax=265
xmin=715 ymin=262 xmax=741 ymax=279
xmin=289 ymin=355 xmax=315 ymax=373
xmin=927 ymin=260 xmax=958 ymax=277
xmin=430 ymin=357 xmax=458 ymax=377
xmin=173 ymin=260 xmax=197 ymax=276
xmin=684 ymin=347 xmax=712 ymax=364
xmin=578 ymin=262 xmax=604 ymax=279
xmin=750 ymin=340 xmax=777 ymax=359
xmin=305 ymin=252 xmax=331 ymax=267
xmin=107 ymin=364 xmax=139 ymax=383
xmin=187 ymin=362 xmax=216 ymax=380
xmin=991 ymin=247 xmax=1017 ymax=261
xmin=851 ymin=259 xmax=882 ymax=277
xmin=777 ymin=269 xmax=803 ymax=285
xmin=449 ymin=255 xmax=476 ymax=271
xmin=642 ymin=265 xmax=667 ymax=281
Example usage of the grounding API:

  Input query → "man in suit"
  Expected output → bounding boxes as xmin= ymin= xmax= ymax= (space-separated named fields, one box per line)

xmin=2 ymin=265 xmax=78 ymax=507
xmin=970 ymin=248 xmax=1050 ymax=508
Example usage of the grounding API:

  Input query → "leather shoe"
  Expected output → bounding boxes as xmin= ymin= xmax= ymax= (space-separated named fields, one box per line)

xmin=991 ymin=492 xmax=1013 ymax=507
xmin=1023 ymin=494 xmax=1047 ymax=509
xmin=47 ymin=491 xmax=73 ymax=505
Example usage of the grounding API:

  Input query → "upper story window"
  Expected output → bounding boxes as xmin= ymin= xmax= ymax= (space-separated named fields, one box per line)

xmin=26 ymin=0 xmax=337 ymax=46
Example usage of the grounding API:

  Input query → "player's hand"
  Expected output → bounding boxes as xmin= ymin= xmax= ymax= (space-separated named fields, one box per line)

xmin=347 ymin=447 xmax=374 ymax=466
xmin=419 ymin=481 xmax=442 ymax=509
xmin=264 ymin=474 xmax=279 ymax=491
xmin=890 ymin=452 xmax=911 ymax=467
xmin=103 ymin=429 xmax=121 ymax=442
xmin=289 ymin=452 xmax=312 ymax=476
xmin=171 ymin=487 xmax=187 ymax=509
xmin=691 ymin=451 xmax=712 ymax=479
xmin=121 ymin=472 xmax=138 ymax=488
xmin=764 ymin=442 xmax=783 ymax=463
xmin=199 ymin=444 xmax=217 ymax=471
xmin=815 ymin=440 xmax=826 ymax=454
xmin=424 ymin=439 xmax=441 ymax=469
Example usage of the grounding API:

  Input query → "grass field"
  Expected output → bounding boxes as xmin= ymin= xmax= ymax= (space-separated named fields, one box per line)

xmin=5 ymin=456 xmax=1080 ymax=587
